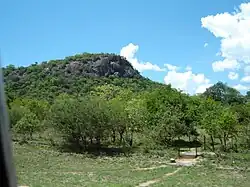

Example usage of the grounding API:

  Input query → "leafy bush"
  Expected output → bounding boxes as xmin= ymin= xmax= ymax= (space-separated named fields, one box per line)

xmin=14 ymin=111 xmax=40 ymax=141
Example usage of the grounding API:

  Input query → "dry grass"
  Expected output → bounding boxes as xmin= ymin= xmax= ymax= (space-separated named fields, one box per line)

xmin=13 ymin=143 xmax=176 ymax=187
xmin=13 ymin=143 xmax=250 ymax=187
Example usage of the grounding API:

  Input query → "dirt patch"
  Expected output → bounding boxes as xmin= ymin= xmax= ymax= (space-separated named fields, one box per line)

xmin=136 ymin=167 xmax=182 ymax=187
xmin=176 ymin=157 xmax=202 ymax=166
xmin=168 ymin=156 xmax=203 ymax=167
xmin=133 ymin=165 xmax=169 ymax=171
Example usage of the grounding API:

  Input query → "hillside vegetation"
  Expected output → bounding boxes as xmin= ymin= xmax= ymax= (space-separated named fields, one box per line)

xmin=3 ymin=53 xmax=163 ymax=103
xmin=4 ymin=53 xmax=250 ymax=153
xmin=4 ymin=53 xmax=250 ymax=186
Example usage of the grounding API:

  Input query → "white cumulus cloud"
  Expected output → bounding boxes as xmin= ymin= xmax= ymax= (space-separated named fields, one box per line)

xmin=212 ymin=59 xmax=240 ymax=72
xmin=241 ymin=75 xmax=250 ymax=83
xmin=228 ymin=72 xmax=239 ymax=80
xmin=233 ymin=84 xmax=249 ymax=91
xmin=120 ymin=43 xmax=165 ymax=72
xmin=164 ymin=63 xmax=179 ymax=71
xmin=164 ymin=65 xmax=212 ymax=95
xmin=185 ymin=66 xmax=192 ymax=71
xmin=201 ymin=2 xmax=250 ymax=72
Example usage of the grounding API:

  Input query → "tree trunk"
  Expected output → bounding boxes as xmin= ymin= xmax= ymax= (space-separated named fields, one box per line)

xmin=210 ymin=135 xmax=215 ymax=152
xmin=231 ymin=137 xmax=234 ymax=150
xmin=195 ymin=136 xmax=198 ymax=157
xmin=218 ymin=135 xmax=223 ymax=145
xmin=119 ymin=132 xmax=124 ymax=145
xmin=112 ymin=130 xmax=116 ymax=143
xmin=178 ymin=136 xmax=181 ymax=157
xmin=90 ymin=137 xmax=93 ymax=144
xmin=96 ymin=136 xmax=101 ymax=146
xmin=234 ymin=136 xmax=238 ymax=152
xmin=218 ymin=137 xmax=223 ymax=151
xmin=188 ymin=134 xmax=191 ymax=150
xmin=129 ymin=132 xmax=133 ymax=147
xmin=203 ymin=136 xmax=206 ymax=150
xmin=74 ymin=136 xmax=80 ymax=151
xmin=81 ymin=136 xmax=87 ymax=149
xmin=223 ymin=134 xmax=227 ymax=151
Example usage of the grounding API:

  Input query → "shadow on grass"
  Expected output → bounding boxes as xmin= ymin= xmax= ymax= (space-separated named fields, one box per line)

xmin=58 ymin=142 xmax=135 ymax=157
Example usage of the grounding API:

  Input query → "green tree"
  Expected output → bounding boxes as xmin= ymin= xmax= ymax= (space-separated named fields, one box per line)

xmin=86 ymin=96 xmax=110 ymax=146
xmin=10 ymin=98 xmax=49 ymax=121
xmin=231 ymin=103 xmax=250 ymax=149
xmin=153 ymin=106 xmax=186 ymax=145
xmin=183 ymin=95 xmax=201 ymax=142
xmin=14 ymin=111 xmax=40 ymax=140
xmin=203 ymin=82 xmax=245 ymax=105
xmin=91 ymin=84 xmax=121 ymax=101
xmin=199 ymin=98 xmax=239 ymax=152
xmin=48 ymin=94 xmax=88 ymax=149
xmin=217 ymin=107 xmax=239 ymax=151
xmin=144 ymin=86 xmax=181 ymax=128
xmin=8 ymin=104 xmax=29 ymax=128
xmin=109 ymin=98 xmax=127 ymax=145
xmin=49 ymin=94 xmax=112 ymax=150
xmin=125 ymin=96 xmax=147 ymax=146
xmin=199 ymin=98 xmax=222 ymax=151
xmin=246 ymin=91 xmax=250 ymax=102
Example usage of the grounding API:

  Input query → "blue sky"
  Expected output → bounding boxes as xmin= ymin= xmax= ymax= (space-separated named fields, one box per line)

xmin=1 ymin=0 xmax=250 ymax=94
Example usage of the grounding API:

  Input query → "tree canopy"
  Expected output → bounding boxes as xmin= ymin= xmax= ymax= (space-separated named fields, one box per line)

xmin=4 ymin=53 xmax=250 ymax=155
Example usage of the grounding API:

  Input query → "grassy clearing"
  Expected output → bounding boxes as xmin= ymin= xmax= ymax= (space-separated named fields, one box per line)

xmin=153 ymin=154 xmax=250 ymax=187
xmin=13 ymin=143 xmax=250 ymax=187
xmin=13 ymin=143 xmax=176 ymax=187
xmin=153 ymin=165 xmax=250 ymax=187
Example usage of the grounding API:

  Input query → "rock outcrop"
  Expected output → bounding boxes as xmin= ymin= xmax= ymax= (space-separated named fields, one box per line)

xmin=63 ymin=54 xmax=141 ymax=78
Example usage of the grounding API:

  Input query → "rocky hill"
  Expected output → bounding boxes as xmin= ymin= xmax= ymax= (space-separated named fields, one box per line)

xmin=2 ymin=53 xmax=164 ymax=102
xmin=3 ymin=53 xmax=142 ymax=79
xmin=52 ymin=53 xmax=142 ymax=78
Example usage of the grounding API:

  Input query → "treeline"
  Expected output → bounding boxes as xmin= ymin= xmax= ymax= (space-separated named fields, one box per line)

xmin=8 ymin=82 xmax=250 ymax=154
